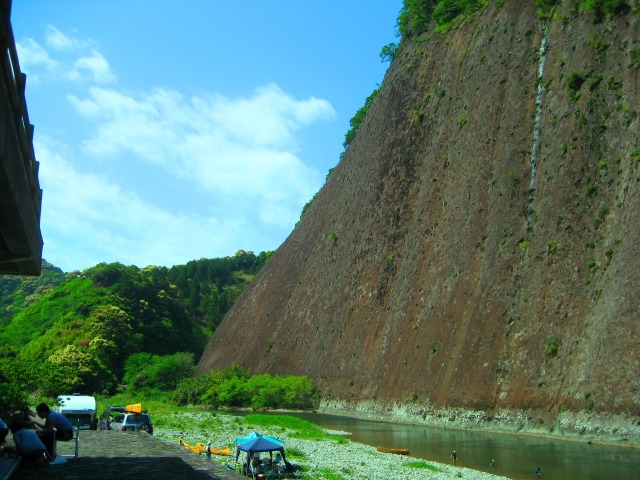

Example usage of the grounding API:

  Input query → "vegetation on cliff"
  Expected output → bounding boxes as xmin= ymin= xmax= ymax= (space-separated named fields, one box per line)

xmin=396 ymin=0 xmax=639 ymax=38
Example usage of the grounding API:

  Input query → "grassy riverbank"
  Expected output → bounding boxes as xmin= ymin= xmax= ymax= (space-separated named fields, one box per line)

xmin=149 ymin=408 xmax=511 ymax=480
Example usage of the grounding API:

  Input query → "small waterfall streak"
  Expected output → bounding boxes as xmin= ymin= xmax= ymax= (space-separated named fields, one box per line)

xmin=527 ymin=28 xmax=549 ymax=232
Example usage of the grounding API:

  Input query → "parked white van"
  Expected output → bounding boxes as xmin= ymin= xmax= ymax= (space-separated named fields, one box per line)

xmin=56 ymin=393 xmax=97 ymax=430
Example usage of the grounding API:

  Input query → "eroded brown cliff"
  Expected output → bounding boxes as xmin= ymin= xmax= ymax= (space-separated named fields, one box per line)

xmin=197 ymin=2 xmax=639 ymax=429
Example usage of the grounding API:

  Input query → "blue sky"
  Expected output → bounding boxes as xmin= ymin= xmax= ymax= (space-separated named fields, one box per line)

xmin=12 ymin=1 xmax=401 ymax=272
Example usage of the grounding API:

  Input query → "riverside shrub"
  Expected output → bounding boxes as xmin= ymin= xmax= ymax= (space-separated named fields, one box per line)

xmin=173 ymin=365 xmax=318 ymax=410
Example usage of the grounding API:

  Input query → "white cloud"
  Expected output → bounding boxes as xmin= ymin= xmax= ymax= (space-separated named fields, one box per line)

xmin=45 ymin=25 xmax=87 ymax=51
xmin=36 ymin=137 xmax=251 ymax=271
xmin=15 ymin=38 xmax=58 ymax=83
xmin=24 ymin=24 xmax=336 ymax=271
xmin=68 ymin=83 xmax=333 ymax=228
xmin=71 ymin=50 xmax=116 ymax=83
xmin=36 ymin=81 xmax=334 ymax=271
xmin=16 ymin=27 xmax=114 ymax=84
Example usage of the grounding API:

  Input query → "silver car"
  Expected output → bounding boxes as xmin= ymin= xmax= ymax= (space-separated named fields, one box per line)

xmin=109 ymin=412 xmax=154 ymax=434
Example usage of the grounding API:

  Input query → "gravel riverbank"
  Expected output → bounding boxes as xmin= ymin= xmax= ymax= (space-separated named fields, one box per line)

xmin=154 ymin=412 xmax=511 ymax=480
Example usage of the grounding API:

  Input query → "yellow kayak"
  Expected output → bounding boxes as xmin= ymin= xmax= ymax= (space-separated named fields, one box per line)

xmin=179 ymin=439 xmax=230 ymax=456
xmin=124 ymin=403 xmax=142 ymax=414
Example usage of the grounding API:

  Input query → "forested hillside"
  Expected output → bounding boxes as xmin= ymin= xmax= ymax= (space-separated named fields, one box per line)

xmin=0 ymin=250 xmax=271 ymax=407
xmin=0 ymin=260 xmax=65 ymax=326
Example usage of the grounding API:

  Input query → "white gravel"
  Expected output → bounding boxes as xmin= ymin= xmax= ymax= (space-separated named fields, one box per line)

xmin=154 ymin=411 xmax=511 ymax=480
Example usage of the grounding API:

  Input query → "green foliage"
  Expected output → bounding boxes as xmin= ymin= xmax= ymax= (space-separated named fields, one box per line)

xmin=566 ymin=71 xmax=587 ymax=101
xmin=433 ymin=0 xmax=483 ymax=29
xmin=579 ymin=0 xmax=633 ymax=21
xmin=507 ymin=171 xmax=520 ymax=185
xmin=379 ymin=42 xmax=398 ymax=63
xmin=167 ymin=250 xmax=271 ymax=335
xmin=173 ymin=364 xmax=250 ymax=406
xmin=173 ymin=366 xmax=318 ymax=411
xmin=47 ymin=344 xmax=112 ymax=394
xmin=535 ymin=0 xmax=562 ymax=15
xmin=398 ymin=0 xmax=436 ymax=38
xmin=0 ymin=366 xmax=30 ymax=420
xmin=299 ymin=192 xmax=318 ymax=223
xmin=125 ymin=351 xmax=195 ymax=393
xmin=545 ymin=338 xmax=560 ymax=358
xmin=594 ymin=204 xmax=609 ymax=229
xmin=397 ymin=0 xmax=485 ymax=37
xmin=343 ymin=89 xmax=379 ymax=151
xmin=0 ymin=260 xmax=65 ymax=326
xmin=0 ymin=252 xmax=271 ymax=397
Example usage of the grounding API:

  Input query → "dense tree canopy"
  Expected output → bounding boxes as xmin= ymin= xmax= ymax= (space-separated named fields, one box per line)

xmin=0 ymin=251 xmax=271 ymax=416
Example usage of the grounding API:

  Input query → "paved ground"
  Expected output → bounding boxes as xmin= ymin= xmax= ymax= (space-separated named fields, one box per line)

xmin=7 ymin=430 xmax=246 ymax=480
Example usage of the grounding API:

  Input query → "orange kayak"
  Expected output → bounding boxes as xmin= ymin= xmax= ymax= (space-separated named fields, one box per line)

xmin=377 ymin=446 xmax=410 ymax=455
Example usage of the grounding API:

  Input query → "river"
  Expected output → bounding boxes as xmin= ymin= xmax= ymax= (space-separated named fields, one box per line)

xmin=287 ymin=412 xmax=638 ymax=480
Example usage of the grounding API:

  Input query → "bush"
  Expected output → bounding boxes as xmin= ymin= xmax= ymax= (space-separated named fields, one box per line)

xmin=172 ymin=366 xmax=317 ymax=410
xmin=580 ymin=0 xmax=632 ymax=21
xmin=379 ymin=42 xmax=398 ymax=63
xmin=397 ymin=0 xmax=436 ymax=38
xmin=433 ymin=0 xmax=482 ymax=27
xmin=545 ymin=338 xmax=560 ymax=358
xmin=343 ymin=89 xmax=379 ymax=151
xmin=125 ymin=352 xmax=195 ymax=393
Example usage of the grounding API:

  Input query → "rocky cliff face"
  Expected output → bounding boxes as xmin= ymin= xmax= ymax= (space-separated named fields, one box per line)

xmin=197 ymin=2 xmax=639 ymax=433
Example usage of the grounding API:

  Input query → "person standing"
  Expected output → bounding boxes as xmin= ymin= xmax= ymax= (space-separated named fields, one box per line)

xmin=451 ymin=449 xmax=457 ymax=463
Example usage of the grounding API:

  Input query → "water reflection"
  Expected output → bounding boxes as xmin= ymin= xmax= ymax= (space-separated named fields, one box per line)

xmin=287 ymin=412 xmax=638 ymax=480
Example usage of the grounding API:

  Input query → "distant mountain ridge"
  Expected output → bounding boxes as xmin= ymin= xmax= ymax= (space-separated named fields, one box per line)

xmin=196 ymin=2 xmax=640 ymax=441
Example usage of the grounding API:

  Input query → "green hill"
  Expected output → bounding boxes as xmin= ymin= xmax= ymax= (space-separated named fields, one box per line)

xmin=0 ymin=250 xmax=271 ymax=397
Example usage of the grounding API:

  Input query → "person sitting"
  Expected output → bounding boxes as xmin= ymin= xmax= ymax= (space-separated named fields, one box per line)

xmin=10 ymin=420 xmax=48 ymax=466
xmin=32 ymin=402 xmax=74 ymax=441
xmin=251 ymin=453 xmax=262 ymax=473
xmin=31 ymin=402 xmax=74 ymax=459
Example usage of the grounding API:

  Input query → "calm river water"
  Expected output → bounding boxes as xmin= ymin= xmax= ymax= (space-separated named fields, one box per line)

xmin=287 ymin=412 xmax=638 ymax=480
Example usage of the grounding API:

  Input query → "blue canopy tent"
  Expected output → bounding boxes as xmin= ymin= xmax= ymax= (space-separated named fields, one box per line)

xmin=234 ymin=431 xmax=284 ymax=446
xmin=235 ymin=437 xmax=287 ymax=478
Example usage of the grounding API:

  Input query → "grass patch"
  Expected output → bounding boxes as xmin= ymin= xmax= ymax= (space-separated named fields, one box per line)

xmin=405 ymin=460 xmax=442 ymax=471
xmin=285 ymin=446 xmax=306 ymax=459
xmin=245 ymin=414 xmax=348 ymax=443
xmin=316 ymin=468 xmax=346 ymax=480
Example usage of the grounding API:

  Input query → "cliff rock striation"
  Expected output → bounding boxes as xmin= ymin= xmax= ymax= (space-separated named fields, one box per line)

xmin=197 ymin=2 xmax=639 ymax=439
